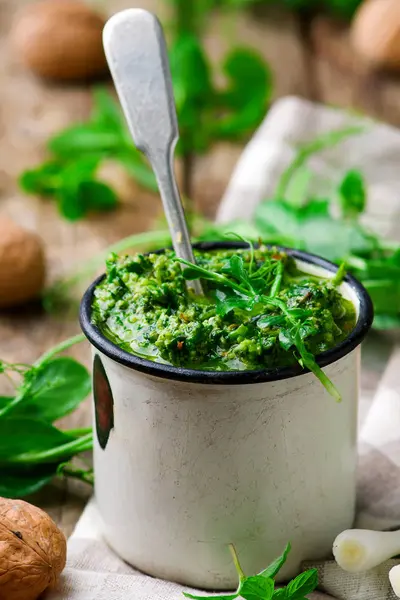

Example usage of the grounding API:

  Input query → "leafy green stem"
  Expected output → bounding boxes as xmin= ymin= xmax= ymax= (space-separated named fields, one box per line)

xmin=275 ymin=126 xmax=365 ymax=201
xmin=229 ymin=544 xmax=245 ymax=582
xmin=59 ymin=463 xmax=94 ymax=486
xmin=35 ymin=334 xmax=86 ymax=367
xmin=5 ymin=433 xmax=93 ymax=465
xmin=0 ymin=334 xmax=86 ymax=419
xmin=66 ymin=427 xmax=93 ymax=437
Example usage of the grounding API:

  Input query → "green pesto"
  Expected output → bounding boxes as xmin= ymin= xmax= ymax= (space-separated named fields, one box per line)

xmin=91 ymin=247 xmax=356 ymax=373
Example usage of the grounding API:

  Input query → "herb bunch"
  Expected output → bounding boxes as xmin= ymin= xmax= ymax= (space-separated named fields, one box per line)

xmin=184 ymin=543 xmax=318 ymax=600
xmin=20 ymin=0 xmax=272 ymax=215
xmin=0 ymin=335 xmax=93 ymax=498
xmin=19 ymin=89 xmax=157 ymax=221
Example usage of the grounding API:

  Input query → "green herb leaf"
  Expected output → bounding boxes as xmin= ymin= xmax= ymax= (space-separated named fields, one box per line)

xmin=169 ymin=33 xmax=213 ymax=154
xmin=19 ymin=161 xmax=63 ymax=196
xmin=259 ymin=543 xmax=291 ymax=579
xmin=213 ymin=48 xmax=272 ymax=139
xmin=339 ymin=170 xmax=366 ymax=218
xmin=12 ymin=357 xmax=91 ymax=423
xmin=222 ymin=255 xmax=251 ymax=288
xmin=239 ymin=576 xmax=274 ymax=600
xmin=0 ymin=418 xmax=74 ymax=462
xmin=216 ymin=294 xmax=252 ymax=316
xmin=92 ymin=87 xmax=125 ymax=129
xmin=285 ymin=569 xmax=318 ymax=599
xmin=49 ymin=125 xmax=126 ymax=158
xmin=0 ymin=465 xmax=58 ymax=498
xmin=271 ymin=590 xmax=286 ymax=599
xmin=0 ymin=396 xmax=14 ymax=410
xmin=275 ymin=126 xmax=365 ymax=201
xmin=53 ymin=157 xmax=117 ymax=220
xmin=79 ymin=181 xmax=118 ymax=211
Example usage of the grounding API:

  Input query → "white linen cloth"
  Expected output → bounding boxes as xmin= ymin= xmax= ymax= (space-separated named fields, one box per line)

xmin=46 ymin=97 xmax=400 ymax=600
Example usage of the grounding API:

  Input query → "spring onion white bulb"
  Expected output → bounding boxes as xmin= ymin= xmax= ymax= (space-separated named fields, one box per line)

xmin=389 ymin=565 xmax=400 ymax=598
xmin=333 ymin=529 xmax=400 ymax=573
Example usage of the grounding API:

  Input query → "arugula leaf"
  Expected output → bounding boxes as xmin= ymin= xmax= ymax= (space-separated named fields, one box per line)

xmin=285 ymin=569 xmax=318 ymax=599
xmin=339 ymin=170 xmax=366 ymax=218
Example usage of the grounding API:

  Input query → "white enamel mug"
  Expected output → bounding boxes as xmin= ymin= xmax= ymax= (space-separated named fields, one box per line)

xmin=80 ymin=242 xmax=373 ymax=590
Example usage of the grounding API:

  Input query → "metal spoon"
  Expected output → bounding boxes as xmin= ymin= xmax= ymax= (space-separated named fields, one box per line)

xmin=103 ymin=8 xmax=203 ymax=295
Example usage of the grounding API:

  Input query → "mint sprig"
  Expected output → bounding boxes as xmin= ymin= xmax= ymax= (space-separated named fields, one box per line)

xmin=184 ymin=543 xmax=318 ymax=600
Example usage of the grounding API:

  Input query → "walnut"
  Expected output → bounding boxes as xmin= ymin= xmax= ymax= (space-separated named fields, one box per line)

xmin=0 ymin=217 xmax=45 ymax=308
xmin=0 ymin=497 xmax=66 ymax=600
xmin=11 ymin=0 xmax=108 ymax=81
xmin=351 ymin=0 xmax=400 ymax=71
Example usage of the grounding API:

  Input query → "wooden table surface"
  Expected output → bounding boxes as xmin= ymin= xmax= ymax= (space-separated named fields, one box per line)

xmin=1 ymin=0 xmax=400 ymax=537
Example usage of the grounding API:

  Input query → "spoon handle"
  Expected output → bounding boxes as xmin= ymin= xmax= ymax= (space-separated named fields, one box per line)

xmin=103 ymin=9 xmax=203 ymax=295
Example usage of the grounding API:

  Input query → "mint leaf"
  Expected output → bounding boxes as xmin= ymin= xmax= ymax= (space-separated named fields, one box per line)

xmin=272 ymin=590 xmax=286 ymax=599
xmin=80 ymin=181 xmax=118 ymax=211
xmin=19 ymin=161 xmax=63 ymax=196
xmin=239 ymin=575 xmax=274 ymax=600
xmin=214 ymin=48 xmax=272 ymax=139
xmin=259 ymin=544 xmax=291 ymax=579
xmin=339 ymin=170 xmax=366 ymax=218
xmin=49 ymin=125 xmax=125 ymax=158
xmin=285 ymin=569 xmax=318 ymax=599
xmin=92 ymin=87 xmax=124 ymax=129
xmin=169 ymin=33 xmax=213 ymax=155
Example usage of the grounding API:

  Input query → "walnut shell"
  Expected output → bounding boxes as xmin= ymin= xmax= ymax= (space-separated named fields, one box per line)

xmin=11 ymin=0 xmax=108 ymax=81
xmin=351 ymin=0 xmax=400 ymax=70
xmin=0 ymin=497 xmax=66 ymax=600
xmin=0 ymin=217 xmax=46 ymax=308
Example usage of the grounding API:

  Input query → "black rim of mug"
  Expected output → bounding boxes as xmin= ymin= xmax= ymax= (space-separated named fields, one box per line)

xmin=79 ymin=241 xmax=374 ymax=385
